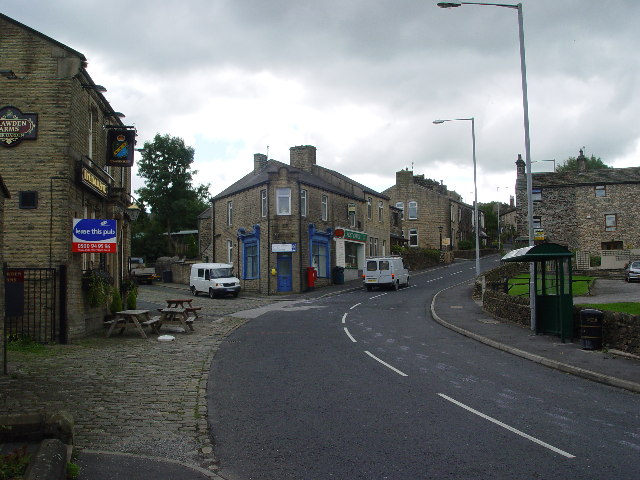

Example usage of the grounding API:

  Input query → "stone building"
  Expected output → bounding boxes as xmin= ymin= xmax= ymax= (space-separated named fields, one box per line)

xmin=0 ymin=174 xmax=10 ymax=363
xmin=199 ymin=145 xmax=390 ymax=293
xmin=515 ymin=150 xmax=640 ymax=268
xmin=0 ymin=13 xmax=135 ymax=341
xmin=383 ymin=169 xmax=477 ymax=250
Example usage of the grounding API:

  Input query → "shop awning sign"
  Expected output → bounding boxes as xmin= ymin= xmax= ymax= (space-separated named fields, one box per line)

xmin=343 ymin=229 xmax=367 ymax=243
xmin=72 ymin=218 xmax=118 ymax=253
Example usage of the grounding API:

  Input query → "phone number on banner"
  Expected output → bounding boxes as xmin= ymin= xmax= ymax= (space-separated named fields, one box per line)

xmin=72 ymin=242 xmax=117 ymax=253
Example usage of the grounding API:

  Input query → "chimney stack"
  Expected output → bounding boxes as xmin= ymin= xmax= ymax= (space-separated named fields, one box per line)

xmin=577 ymin=149 xmax=587 ymax=172
xmin=290 ymin=145 xmax=317 ymax=172
xmin=254 ymin=153 xmax=268 ymax=172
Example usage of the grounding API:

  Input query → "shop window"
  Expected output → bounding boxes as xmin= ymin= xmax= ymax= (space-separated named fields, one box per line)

xmin=243 ymin=241 xmax=259 ymax=279
xmin=312 ymin=242 xmax=328 ymax=277
xmin=345 ymin=241 xmax=358 ymax=268
xmin=19 ymin=191 xmax=38 ymax=209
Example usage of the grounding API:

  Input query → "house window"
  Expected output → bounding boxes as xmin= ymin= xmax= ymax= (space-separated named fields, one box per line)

xmin=261 ymin=189 xmax=267 ymax=217
xmin=348 ymin=203 xmax=356 ymax=228
xmin=373 ymin=237 xmax=378 ymax=256
xmin=408 ymin=201 xmax=418 ymax=220
xmin=396 ymin=201 xmax=404 ymax=219
xmin=378 ymin=201 xmax=384 ymax=222
xmin=300 ymin=189 xmax=307 ymax=217
xmin=321 ymin=195 xmax=328 ymax=221
xmin=595 ymin=185 xmax=606 ymax=197
xmin=382 ymin=239 xmax=387 ymax=256
xmin=532 ymin=188 xmax=542 ymax=202
xmin=367 ymin=197 xmax=372 ymax=220
xmin=312 ymin=242 xmax=328 ymax=277
xmin=243 ymin=241 xmax=259 ymax=279
xmin=369 ymin=238 xmax=375 ymax=257
xmin=276 ymin=188 xmax=291 ymax=215
xmin=19 ymin=191 xmax=38 ymax=209
xmin=605 ymin=214 xmax=617 ymax=232
xmin=227 ymin=240 xmax=233 ymax=263
xmin=409 ymin=228 xmax=418 ymax=247
xmin=227 ymin=201 xmax=233 ymax=226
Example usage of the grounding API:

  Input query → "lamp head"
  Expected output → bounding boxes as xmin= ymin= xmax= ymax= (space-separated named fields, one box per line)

xmin=437 ymin=2 xmax=462 ymax=8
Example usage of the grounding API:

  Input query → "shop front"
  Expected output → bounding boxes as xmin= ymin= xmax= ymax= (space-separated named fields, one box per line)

xmin=333 ymin=228 xmax=367 ymax=282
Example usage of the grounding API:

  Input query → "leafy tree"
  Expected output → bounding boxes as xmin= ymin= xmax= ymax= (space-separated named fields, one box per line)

xmin=556 ymin=153 xmax=609 ymax=172
xmin=135 ymin=134 xmax=210 ymax=255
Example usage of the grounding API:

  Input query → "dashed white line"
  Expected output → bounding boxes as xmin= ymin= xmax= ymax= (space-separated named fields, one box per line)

xmin=344 ymin=327 xmax=357 ymax=343
xmin=350 ymin=303 xmax=361 ymax=310
xmin=364 ymin=351 xmax=408 ymax=377
xmin=437 ymin=393 xmax=576 ymax=458
xmin=370 ymin=293 xmax=388 ymax=299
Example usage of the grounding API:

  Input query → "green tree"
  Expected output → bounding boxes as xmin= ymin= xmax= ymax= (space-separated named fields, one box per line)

xmin=135 ymin=134 xmax=210 ymax=255
xmin=556 ymin=153 xmax=609 ymax=172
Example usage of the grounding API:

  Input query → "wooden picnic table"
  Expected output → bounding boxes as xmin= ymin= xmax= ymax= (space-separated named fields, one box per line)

xmin=158 ymin=307 xmax=194 ymax=333
xmin=106 ymin=310 xmax=153 ymax=338
xmin=165 ymin=298 xmax=202 ymax=318
xmin=165 ymin=298 xmax=193 ymax=308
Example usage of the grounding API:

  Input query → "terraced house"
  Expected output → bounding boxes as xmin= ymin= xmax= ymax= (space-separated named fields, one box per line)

xmin=199 ymin=145 xmax=390 ymax=294
xmin=0 ymin=13 xmax=136 ymax=343
xmin=514 ymin=150 xmax=640 ymax=269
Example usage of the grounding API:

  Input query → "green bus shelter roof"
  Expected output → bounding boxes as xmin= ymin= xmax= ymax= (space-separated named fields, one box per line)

xmin=501 ymin=243 xmax=573 ymax=262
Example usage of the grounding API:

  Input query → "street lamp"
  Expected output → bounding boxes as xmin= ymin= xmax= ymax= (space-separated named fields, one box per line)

xmin=438 ymin=225 xmax=443 ymax=251
xmin=437 ymin=1 xmax=536 ymax=330
xmin=433 ymin=117 xmax=480 ymax=277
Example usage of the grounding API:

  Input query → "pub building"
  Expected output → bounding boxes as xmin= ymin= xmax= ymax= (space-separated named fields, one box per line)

xmin=0 ymin=12 xmax=137 ymax=341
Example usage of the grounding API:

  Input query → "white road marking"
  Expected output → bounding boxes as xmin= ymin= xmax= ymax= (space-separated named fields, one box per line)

xmin=342 ymin=313 xmax=348 ymax=324
xmin=364 ymin=351 xmax=408 ymax=377
xmin=350 ymin=303 xmax=361 ymax=310
xmin=437 ymin=393 xmax=576 ymax=458
xmin=370 ymin=293 xmax=388 ymax=299
xmin=344 ymin=327 xmax=357 ymax=343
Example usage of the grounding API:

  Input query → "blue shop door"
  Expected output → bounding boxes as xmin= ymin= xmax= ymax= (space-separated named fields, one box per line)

xmin=277 ymin=254 xmax=293 ymax=292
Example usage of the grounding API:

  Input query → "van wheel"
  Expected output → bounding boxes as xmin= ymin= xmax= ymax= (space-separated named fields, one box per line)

xmin=405 ymin=277 xmax=410 ymax=287
xmin=393 ymin=281 xmax=399 ymax=291
xmin=191 ymin=286 xmax=198 ymax=296
xmin=209 ymin=288 xmax=216 ymax=299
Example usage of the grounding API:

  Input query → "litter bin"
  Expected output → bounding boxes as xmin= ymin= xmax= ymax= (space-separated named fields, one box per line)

xmin=162 ymin=270 xmax=173 ymax=283
xmin=580 ymin=309 xmax=603 ymax=350
xmin=332 ymin=266 xmax=345 ymax=285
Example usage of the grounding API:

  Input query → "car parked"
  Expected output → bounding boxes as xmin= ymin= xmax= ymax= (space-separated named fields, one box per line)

xmin=624 ymin=261 xmax=640 ymax=282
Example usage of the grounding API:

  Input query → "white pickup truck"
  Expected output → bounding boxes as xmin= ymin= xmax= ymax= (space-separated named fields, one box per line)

xmin=129 ymin=257 xmax=159 ymax=285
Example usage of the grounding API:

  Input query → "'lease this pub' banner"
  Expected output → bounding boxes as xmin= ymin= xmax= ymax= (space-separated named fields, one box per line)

xmin=72 ymin=219 xmax=117 ymax=253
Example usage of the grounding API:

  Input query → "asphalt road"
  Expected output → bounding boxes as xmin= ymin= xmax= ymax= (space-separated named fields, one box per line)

xmin=208 ymin=258 xmax=640 ymax=480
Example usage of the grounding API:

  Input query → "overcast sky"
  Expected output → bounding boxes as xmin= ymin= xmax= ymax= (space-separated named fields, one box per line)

xmin=4 ymin=0 xmax=639 ymax=205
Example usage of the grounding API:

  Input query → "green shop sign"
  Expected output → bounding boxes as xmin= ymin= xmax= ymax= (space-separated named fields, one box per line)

xmin=343 ymin=229 xmax=367 ymax=243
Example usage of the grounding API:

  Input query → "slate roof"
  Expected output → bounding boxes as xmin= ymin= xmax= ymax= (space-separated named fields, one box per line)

xmin=213 ymin=160 xmax=387 ymax=201
xmin=532 ymin=166 xmax=640 ymax=188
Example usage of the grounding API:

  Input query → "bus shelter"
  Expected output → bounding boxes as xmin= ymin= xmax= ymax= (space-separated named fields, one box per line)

xmin=501 ymin=243 xmax=574 ymax=342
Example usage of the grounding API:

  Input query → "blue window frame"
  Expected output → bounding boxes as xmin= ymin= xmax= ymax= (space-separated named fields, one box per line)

xmin=238 ymin=225 xmax=260 ymax=279
xmin=308 ymin=223 xmax=332 ymax=278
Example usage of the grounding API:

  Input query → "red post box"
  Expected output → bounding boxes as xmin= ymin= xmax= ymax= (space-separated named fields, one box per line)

xmin=306 ymin=266 xmax=317 ymax=288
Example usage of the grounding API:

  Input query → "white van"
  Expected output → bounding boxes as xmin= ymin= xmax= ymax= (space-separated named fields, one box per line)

xmin=190 ymin=263 xmax=241 ymax=298
xmin=363 ymin=256 xmax=410 ymax=291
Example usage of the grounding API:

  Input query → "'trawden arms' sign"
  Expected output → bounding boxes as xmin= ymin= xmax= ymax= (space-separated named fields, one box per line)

xmin=0 ymin=106 xmax=38 ymax=147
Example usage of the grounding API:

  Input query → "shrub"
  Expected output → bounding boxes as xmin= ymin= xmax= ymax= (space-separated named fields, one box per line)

xmin=109 ymin=287 xmax=123 ymax=314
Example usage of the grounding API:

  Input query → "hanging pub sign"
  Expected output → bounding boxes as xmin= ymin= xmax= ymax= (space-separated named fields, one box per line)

xmin=106 ymin=129 xmax=135 ymax=167
xmin=0 ymin=106 xmax=38 ymax=147
xmin=72 ymin=218 xmax=118 ymax=253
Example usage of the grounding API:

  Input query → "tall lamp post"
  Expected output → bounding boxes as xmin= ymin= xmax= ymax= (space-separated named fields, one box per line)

xmin=438 ymin=225 xmax=443 ymax=251
xmin=433 ymin=117 xmax=480 ymax=277
xmin=437 ymin=1 xmax=535 ymax=330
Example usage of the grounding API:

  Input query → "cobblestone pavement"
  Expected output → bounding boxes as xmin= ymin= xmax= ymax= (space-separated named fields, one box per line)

xmin=0 ymin=285 xmax=283 ymax=473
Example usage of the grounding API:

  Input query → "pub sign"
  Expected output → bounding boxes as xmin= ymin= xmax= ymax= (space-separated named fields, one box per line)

xmin=0 ymin=106 xmax=38 ymax=147
xmin=106 ymin=129 xmax=135 ymax=167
